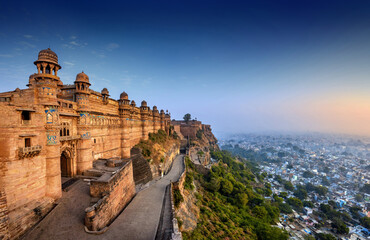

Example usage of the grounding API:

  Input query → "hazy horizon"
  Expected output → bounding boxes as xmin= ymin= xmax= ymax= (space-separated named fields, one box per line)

xmin=1 ymin=0 xmax=369 ymax=137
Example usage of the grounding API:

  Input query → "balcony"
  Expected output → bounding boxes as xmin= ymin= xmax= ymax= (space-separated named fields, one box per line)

xmin=60 ymin=135 xmax=80 ymax=142
xmin=18 ymin=145 xmax=42 ymax=159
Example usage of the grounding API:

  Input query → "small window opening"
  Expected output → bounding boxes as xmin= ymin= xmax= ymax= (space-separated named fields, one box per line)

xmin=21 ymin=111 xmax=31 ymax=121
xmin=94 ymin=139 xmax=96 ymax=144
xmin=25 ymin=138 xmax=31 ymax=148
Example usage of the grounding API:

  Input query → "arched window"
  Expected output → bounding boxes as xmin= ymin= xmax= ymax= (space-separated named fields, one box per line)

xmin=60 ymin=122 xmax=71 ymax=136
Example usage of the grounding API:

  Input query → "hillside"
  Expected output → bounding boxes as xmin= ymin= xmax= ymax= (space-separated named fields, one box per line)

xmin=134 ymin=129 xmax=181 ymax=179
xmin=176 ymin=150 xmax=289 ymax=240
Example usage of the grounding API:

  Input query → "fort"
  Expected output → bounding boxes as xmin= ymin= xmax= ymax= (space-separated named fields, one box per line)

xmin=0 ymin=48 xmax=173 ymax=239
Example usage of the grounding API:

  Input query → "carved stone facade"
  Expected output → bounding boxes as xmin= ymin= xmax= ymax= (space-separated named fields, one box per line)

xmin=0 ymin=49 xmax=172 ymax=239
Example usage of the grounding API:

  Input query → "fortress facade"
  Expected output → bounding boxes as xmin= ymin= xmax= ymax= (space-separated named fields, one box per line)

xmin=0 ymin=48 xmax=172 ymax=239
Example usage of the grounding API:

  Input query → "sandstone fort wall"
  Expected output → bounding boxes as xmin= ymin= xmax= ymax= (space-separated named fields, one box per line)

xmin=85 ymin=160 xmax=135 ymax=232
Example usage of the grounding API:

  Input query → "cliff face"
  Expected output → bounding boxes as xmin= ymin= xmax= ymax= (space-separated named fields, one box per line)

xmin=171 ymin=121 xmax=220 ymax=234
xmin=134 ymin=129 xmax=180 ymax=181
xmin=172 ymin=120 xmax=219 ymax=166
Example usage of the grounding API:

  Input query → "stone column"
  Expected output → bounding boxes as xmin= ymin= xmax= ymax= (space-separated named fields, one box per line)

xmin=44 ymin=106 xmax=62 ymax=199
xmin=121 ymin=118 xmax=131 ymax=158
xmin=76 ymin=123 xmax=93 ymax=174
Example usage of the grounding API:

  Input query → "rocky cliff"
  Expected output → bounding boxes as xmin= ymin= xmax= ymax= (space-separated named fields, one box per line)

xmin=171 ymin=121 xmax=220 ymax=234
xmin=134 ymin=129 xmax=180 ymax=181
xmin=172 ymin=120 xmax=219 ymax=166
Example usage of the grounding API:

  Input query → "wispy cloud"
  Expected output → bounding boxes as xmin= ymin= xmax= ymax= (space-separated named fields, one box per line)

xmin=61 ymin=36 xmax=87 ymax=49
xmin=91 ymin=50 xmax=106 ymax=58
xmin=106 ymin=43 xmax=119 ymax=51
xmin=18 ymin=41 xmax=36 ymax=49
xmin=23 ymin=34 xmax=33 ymax=39
xmin=63 ymin=61 xmax=75 ymax=66
xmin=0 ymin=54 xmax=14 ymax=58
xmin=70 ymin=41 xmax=80 ymax=46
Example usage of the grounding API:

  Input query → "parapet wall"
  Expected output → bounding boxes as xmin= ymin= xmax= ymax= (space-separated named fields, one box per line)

xmin=170 ymin=156 xmax=186 ymax=240
xmin=85 ymin=160 xmax=135 ymax=232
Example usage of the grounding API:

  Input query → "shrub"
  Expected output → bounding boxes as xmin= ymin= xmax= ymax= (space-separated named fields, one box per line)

xmin=173 ymin=188 xmax=183 ymax=208
xmin=184 ymin=172 xmax=194 ymax=190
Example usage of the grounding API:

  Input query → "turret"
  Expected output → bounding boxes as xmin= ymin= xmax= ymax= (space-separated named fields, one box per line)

xmin=33 ymin=48 xmax=63 ymax=199
xmin=160 ymin=109 xmax=165 ymax=130
xmin=74 ymin=71 xmax=90 ymax=109
xmin=140 ymin=100 xmax=149 ymax=140
xmin=101 ymin=88 xmax=109 ymax=104
xmin=118 ymin=91 xmax=131 ymax=158
xmin=118 ymin=91 xmax=130 ymax=118
xmin=33 ymin=48 xmax=62 ymax=104
xmin=152 ymin=106 xmax=160 ymax=132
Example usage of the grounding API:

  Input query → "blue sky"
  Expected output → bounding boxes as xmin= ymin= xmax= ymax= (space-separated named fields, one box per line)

xmin=1 ymin=0 xmax=370 ymax=136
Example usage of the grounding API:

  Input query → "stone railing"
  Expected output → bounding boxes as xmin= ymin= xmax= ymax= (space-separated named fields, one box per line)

xmin=18 ymin=145 xmax=42 ymax=159
xmin=85 ymin=160 xmax=136 ymax=233
xmin=169 ymin=156 xmax=186 ymax=240
xmin=60 ymin=135 xmax=80 ymax=141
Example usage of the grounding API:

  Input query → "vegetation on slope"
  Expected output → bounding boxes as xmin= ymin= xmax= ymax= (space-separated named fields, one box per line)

xmin=181 ymin=150 xmax=288 ymax=240
xmin=135 ymin=129 xmax=179 ymax=164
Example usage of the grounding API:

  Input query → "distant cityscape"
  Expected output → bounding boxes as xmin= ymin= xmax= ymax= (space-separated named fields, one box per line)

xmin=220 ymin=133 xmax=370 ymax=240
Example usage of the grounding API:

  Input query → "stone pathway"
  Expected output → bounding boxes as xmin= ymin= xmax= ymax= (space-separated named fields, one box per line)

xmin=24 ymin=154 xmax=184 ymax=240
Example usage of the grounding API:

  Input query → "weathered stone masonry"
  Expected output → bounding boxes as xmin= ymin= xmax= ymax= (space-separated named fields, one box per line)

xmin=0 ymin=48 xmax=172 ymax=239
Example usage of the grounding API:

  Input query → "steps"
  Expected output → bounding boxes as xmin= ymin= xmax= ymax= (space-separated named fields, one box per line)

xmin=130 ymin=149 xmax=153 ymax=185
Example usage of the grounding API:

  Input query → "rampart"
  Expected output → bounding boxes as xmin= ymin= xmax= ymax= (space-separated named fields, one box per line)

xmin=85 ymin=160 xmax=135 ymax=232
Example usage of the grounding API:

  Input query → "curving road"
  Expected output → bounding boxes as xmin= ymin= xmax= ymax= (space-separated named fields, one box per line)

xmin=24 ymin=154 xmax=184 ymax=240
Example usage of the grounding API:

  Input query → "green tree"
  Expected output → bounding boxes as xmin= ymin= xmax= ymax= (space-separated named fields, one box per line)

xmin=287 ymin=197 xmax=303 ymax=211
xmin=206 ymin=177 xmax=220 ymax=192
xmin=303 ymin=171 xmax=315 ymax=178
xmin=279 ymin=192 xmax=288 ymax=198
xmin=304 ymin=235 xmax=315 ymax=240
xmin=315 ymin=186 xmax=328 ymax=196
xmin=303 ymin=201 xmax=314 ymax=208
xmin=236 ymin=193 xmax=249 ymax=207
xmin=355 ymin=193 xmax=363 ymax=202
xmin=331 ymin=218 xmax=349 ymax=234
xmin=294 ymin=187 xmax=308 ymax=200
xmin=360 ymin=216 xmax=370 ymax=229
xmin=220 ymin=179 xmax=233 ymax=195
xmin=253 ymin=206 xmax=268 ymax=219
xmin=284 ymin=181 xmax=294 ymax=191
xmin=279 ymin=203 xmax=293 ymax=214
xmin=183 ymin=113 xmax=191 ymax=123
xmin=255 ymin=224 xmax=289 ymax=240
xmin=316 ymin=233 xmax=336 ymax=240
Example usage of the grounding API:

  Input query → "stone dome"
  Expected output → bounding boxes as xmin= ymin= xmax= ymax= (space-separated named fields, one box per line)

xmin=34 ymin=48 xmax=61 ymax=67
xmin=75 ymin=71 xmax=90 ymax=84
xmin=153 ymin=106 xmax=158 ymax=111
xmin=141 ymin=100 xmax=147 ymax=107
xmin=160 ymin=109 xmax=165 ymax=114
xmin=120 ymin=91 xmax=128 ymax=100
xmin=101 ymin=88 xmax=109 ymax=95
xmin=130 ymin=100 xmax=136 ymax=107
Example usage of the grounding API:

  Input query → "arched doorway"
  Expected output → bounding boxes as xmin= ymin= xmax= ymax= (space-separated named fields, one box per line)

xmin=60 ymin=151 xmax=72 ymax=177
